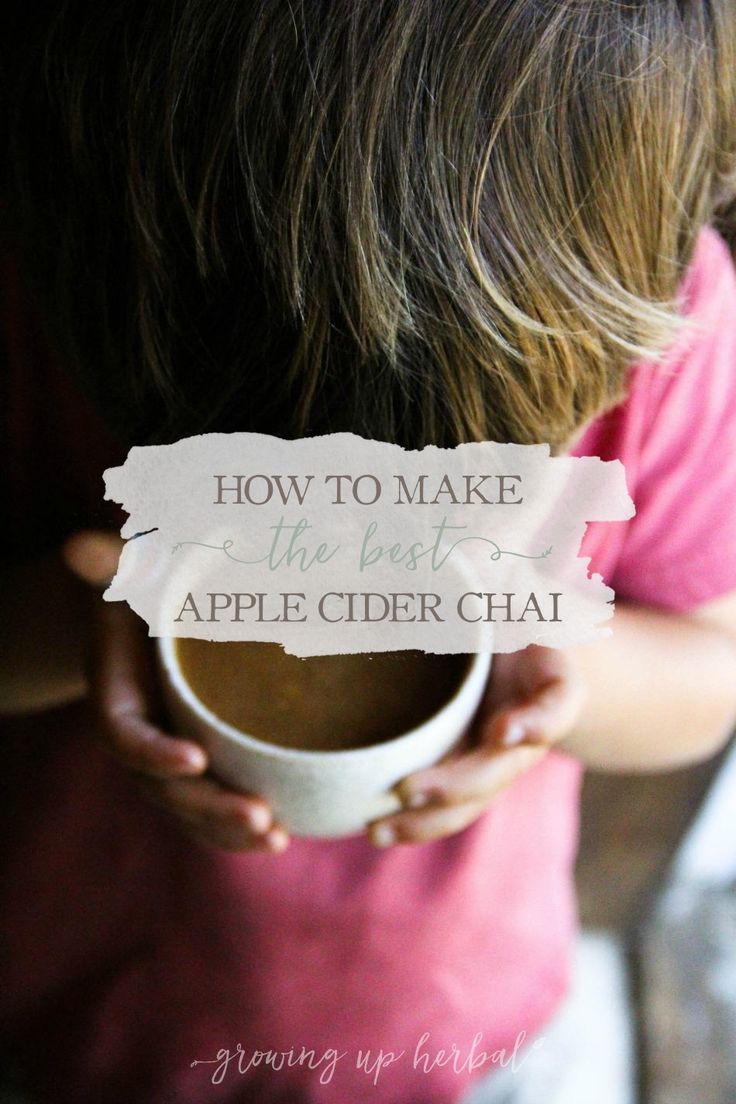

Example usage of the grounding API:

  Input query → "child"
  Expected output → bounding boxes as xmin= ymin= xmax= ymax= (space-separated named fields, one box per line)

xmin=3 ymin=2 xmax=736 ymax=1102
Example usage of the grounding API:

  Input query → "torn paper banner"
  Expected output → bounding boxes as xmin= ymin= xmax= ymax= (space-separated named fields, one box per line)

xmin=103 ymin=432 xmax=634 ymax=656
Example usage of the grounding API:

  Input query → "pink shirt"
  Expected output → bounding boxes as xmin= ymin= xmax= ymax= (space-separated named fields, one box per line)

xmin=575 ymin=226 xmax=736 ymax=613
xmin=2 ymin=228 xmax=736 ymax=1104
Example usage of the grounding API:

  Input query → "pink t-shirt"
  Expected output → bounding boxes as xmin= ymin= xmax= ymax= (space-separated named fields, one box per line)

xmin=575 ymin=226 xmax=736 ymax=613
xmin=2 ymin=228 xmax=736 ymax=1104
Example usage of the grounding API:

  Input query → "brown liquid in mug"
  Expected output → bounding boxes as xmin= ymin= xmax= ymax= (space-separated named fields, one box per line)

xmin=175 ymin=640 xmax=471 ymax=751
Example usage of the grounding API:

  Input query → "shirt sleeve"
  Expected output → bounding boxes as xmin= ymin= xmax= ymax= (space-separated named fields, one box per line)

xmin=610 ymin=228 xmax=736 ymax=614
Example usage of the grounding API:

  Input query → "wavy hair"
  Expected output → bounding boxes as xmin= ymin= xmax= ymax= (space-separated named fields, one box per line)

xmin=10 ymin=0 xmax=736 ymax=447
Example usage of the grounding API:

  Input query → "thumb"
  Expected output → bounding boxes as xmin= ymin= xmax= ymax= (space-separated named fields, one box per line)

xmin=493 ymin=675 xmax=587 ymax=749
xmin=62 ymin=530 xmax=124 ymax=587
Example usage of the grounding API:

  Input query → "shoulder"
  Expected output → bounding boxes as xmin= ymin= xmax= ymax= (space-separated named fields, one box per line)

xmin=655 ymin=225 xmax=736 ymax=386
xmin=574 ymin=227 xmax=736 ymax=459
xmin=573 ymin=227 xmax=736 ymax=610
xmin=678 ymin=225 xmax=736 ymax=319
xmin=632 ymin=227 xmax=736 ymax=476
xmin=607 ymin=227 xmax=736 ymax=610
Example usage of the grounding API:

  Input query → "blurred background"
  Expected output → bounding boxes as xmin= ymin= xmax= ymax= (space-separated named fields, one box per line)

xmin=465 ymin=736 xmax=736 ymax=1104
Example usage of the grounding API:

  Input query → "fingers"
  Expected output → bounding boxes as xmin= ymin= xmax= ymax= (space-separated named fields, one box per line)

xmin=369 ymin=650 xmax=586 ymax=845
xmin=175 ymin=817 xmax=289 ymax=854
xmin=62 ymin=531 xmax=123 ymax=587
xmin=476 ymin=645 xmax=587 ymax=746
xmin=391 ymin=743 xmax=548 ymax=820
xmin=98 ymin=706 xmax=208 ymax=778
xmin=394 ymin=672 xmax=573 ymax=809
xmin=64 ymin=531 xmax=209 ymax=778
xmin=492 ymin=673 xmax=586 ymax=749
xmin=369 ymin=744 xmax=547 ymax=847
xmin=137 ymin=775 xmax=290 ymax=853
xmin=369 ymin=798 xmax=490 ymax=847
xmin=91 ymin=600 xmax=208 ymax=777
xmin=63 ymin=530 xmax=289 ymax=854
xmin=90 ymin=595 xmax=288 ymax=852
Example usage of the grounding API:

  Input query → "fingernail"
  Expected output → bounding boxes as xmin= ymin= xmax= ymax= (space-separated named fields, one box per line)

xmin=179 ymin=748 xmax=208 ymax=772
xmin=405 ymin=791 xmax=430 ymax=809
xmin=265 ymin=827 xmax=289 ymax=852
xmin=371 ymin=824 xmax=396 ymax=848
xmin=246 ymin=804 xmax=272 ymax=834
xmin=501 ymin=722 xmax=527 ymax=748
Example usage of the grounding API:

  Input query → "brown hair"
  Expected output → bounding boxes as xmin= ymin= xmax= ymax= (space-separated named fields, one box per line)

xmin=10 ymin=0 xmax=736 ymax=448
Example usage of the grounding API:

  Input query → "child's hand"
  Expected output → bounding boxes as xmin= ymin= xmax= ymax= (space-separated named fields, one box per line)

xmin=368 ymin=646 xmax=587 ymax=847
xmin=62 ymin=531 xmax=289 ymax=854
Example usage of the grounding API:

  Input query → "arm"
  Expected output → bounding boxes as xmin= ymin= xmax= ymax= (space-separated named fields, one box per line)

xmin=561 ymin=593 xmax=736 ymax=771
xmin=369 ymin=594 xmax=736 ymax=847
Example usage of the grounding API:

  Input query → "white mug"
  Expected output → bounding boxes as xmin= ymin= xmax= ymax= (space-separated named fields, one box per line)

xmin=156 ymin=641 xmax=492 ymax=838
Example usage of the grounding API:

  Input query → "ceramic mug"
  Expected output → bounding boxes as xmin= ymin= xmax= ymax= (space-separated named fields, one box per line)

xmin=156 ymin=641 xmax=492 ymax=838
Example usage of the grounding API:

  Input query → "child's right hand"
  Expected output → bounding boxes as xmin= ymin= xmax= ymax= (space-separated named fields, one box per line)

xmin=62 ymin=531 xmax=290 ymax=854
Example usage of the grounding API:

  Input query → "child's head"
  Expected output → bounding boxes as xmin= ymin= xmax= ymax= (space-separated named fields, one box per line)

xmin=12 ymin=0 xmax=736 ymax=447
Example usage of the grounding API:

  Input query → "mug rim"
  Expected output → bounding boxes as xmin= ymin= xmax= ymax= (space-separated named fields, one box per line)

xmin=157 ymin=637 xmax=492 ymax=763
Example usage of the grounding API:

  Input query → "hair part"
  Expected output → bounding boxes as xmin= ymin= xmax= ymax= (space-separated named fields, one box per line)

xmin=11 ymin=0 xmax=736 ymax=447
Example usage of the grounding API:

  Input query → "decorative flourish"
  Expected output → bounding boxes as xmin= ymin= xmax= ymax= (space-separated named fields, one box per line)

xmin=171 ymin=539 xmax=265 ymax=565
xmin=442 ymin=536 xmax=553 ymax=563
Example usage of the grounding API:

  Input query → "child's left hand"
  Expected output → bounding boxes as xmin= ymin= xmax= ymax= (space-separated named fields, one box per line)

xmin=368 ymin=646 xmax=587 ymax=847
